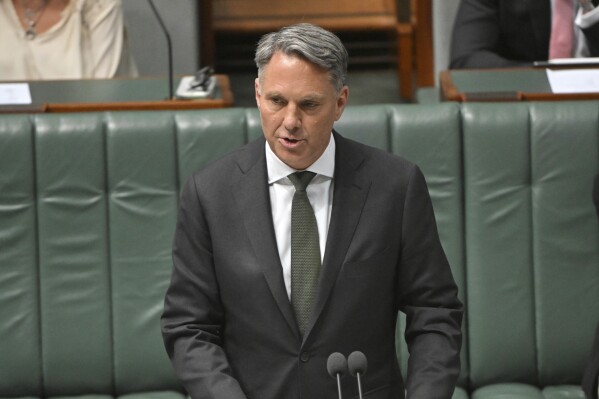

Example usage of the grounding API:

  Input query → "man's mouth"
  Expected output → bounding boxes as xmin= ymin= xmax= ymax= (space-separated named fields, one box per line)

xmin=279 ymin=137 xmax=304 ymax=148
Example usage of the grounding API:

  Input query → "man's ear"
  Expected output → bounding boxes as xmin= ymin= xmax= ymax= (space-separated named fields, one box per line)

xmin=335 ymin=86 xmax=349 ymax=121
xmin=255 ymin=78 xmax=261 ymax=108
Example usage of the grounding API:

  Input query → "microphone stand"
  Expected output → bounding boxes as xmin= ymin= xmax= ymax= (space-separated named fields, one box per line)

xmin=355 ymin=371 xmax=363 ymax=399
xmin=147 ymin=0 xmax=174 ymax=100
xmin=335 ymin=373 xmax=343 ymax=399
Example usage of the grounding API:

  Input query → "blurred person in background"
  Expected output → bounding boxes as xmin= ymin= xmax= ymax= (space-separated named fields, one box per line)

xmin=450 ymin=0 xmax=599 ymax=69
xmin=0 ymin=0 xmax=137 ymax=80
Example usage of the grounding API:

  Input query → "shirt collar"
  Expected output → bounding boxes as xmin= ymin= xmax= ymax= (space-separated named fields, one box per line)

xmin=266 ymin=133 xmax=336 ymax=184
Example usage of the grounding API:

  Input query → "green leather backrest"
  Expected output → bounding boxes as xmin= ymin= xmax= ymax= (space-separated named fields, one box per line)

xmin=0 ymin=115 xmax=42 ymax=396
xmin=463 ymin=102 xmax=599 ymax=389
xmin=0 ymin=102 xmax=597 ymax=397
xmin=0 ymin=109 xmax=272 ymax=398
xmin=0 ymin=113 xmax=183 ymax=397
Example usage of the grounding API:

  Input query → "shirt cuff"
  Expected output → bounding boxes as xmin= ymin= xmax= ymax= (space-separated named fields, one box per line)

xmin=576 ymin=6 xmax=599 ymax=29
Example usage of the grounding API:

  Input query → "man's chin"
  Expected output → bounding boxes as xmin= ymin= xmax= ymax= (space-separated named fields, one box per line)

xmin=276 ymin=151 xmax=311 ymax=170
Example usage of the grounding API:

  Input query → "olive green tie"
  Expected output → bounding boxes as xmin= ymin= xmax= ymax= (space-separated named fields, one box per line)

xmin=288 ymin=171 xmax=321 ymax=336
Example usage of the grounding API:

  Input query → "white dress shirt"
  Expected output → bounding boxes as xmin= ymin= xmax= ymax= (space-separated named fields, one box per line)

xmin=552 ymin=0 xmax=599 ymax=56
xmin=265 ymin=134 xmax=335 ymax=299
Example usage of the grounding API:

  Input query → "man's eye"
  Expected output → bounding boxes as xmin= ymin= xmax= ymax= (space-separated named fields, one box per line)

xmin=302 ymin=102 xmax=318 ymax=109
xmin=270 ymin=97 xmax=284 ymax=105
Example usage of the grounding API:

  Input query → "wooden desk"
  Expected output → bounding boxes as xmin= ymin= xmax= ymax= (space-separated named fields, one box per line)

xmin=0 ymin=74 xmax=234 ymax=113
xmin=440 ymin=69 xmax=599 ymax=102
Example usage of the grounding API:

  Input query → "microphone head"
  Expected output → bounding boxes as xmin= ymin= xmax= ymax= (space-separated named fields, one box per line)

xmin=327 ymin=352 xmax=348 ymax=378
xmin=348 ymin=351 xmax=368 ymax=376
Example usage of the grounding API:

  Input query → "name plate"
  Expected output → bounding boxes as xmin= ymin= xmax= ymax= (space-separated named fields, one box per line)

xmin=0 ymin=83 xmax=32 ymax=105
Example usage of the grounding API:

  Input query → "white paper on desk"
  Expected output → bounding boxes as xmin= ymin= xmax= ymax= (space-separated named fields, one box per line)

xmin=0 ymin=83 xmax=32 ymax=104
xmin=546 ymin=68 xmax=599 ymax=93
xmin=542 ymin=57 xmax=599 ymax=66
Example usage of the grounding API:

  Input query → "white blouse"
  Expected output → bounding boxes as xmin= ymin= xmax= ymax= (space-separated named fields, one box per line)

xmin=0 ymin=0 xmax=138 ymax=80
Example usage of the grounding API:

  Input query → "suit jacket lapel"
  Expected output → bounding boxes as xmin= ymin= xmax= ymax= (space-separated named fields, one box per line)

xmin=305 ymin=132 xmax=371 ymax=340
xmin=232 ymin=138 xmax=301 ymax=339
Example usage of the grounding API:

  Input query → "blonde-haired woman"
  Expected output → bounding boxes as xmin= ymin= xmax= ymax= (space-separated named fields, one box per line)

xmin=0 ymin=0 xmax=137 ymax=80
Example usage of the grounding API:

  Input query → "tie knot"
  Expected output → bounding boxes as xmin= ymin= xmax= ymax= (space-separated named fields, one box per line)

xmin=288 ymin=171 xmax=316 ymax=192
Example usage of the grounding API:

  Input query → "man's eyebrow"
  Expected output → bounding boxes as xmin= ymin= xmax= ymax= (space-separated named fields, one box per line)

xmin=264 ymin=91 xmax=283 ymax=98
xmin=301 ymin=94 xmax=326 ymax=102
xmin=263 ymin=91 xmax=326 ymax=102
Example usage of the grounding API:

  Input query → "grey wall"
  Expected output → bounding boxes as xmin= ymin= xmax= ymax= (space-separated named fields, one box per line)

xmin=432 ymin=0 xmax=460 ymax=84
xmin=123 ymin=0 xmax=201 ymax=76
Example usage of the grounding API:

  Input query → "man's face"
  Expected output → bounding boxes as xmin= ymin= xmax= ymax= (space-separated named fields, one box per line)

xmin=255 ymin=52 xmax=348 ymax=170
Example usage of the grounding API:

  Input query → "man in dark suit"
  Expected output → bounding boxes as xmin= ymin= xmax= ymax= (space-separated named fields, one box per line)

xmin=582 ymin=174 xmax=599 ymax=399
xmin=161 ymin=23 xmax=463 ymax=399
xmin=450 ymin=0 xmax=599 ymax=69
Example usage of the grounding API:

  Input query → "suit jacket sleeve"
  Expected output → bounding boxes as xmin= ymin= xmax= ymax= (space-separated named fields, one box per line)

xmin=398 ymin=166 xmax=464 ymax=399
xmin=450 ymin=0 xmax=537 ymax=69
xmin=161 ymin=176 xmax=247 ymax=399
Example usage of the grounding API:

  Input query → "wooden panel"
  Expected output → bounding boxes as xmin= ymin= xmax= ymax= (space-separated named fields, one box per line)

xmin=200 ymin=0 xmax=215 ymax=66
xmin=414 ymin=0 xmax=434 ymax=87
xmin=397 ymin=23 xmax=415 ymax=100
xmin=210 ymin=0 xmax=422 ymax=101
xmin=214 ymin=0 xmax=398 ymax=31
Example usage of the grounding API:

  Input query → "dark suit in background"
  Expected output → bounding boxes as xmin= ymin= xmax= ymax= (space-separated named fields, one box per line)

xmin=450 ymin=0 xmax=599 ymax=69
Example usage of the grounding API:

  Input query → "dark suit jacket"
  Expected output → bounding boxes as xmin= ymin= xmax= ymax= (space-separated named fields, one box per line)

xmin=450 ymin=0 xmax=599 ymax=69
xmin=161 ymin=132 xmax=463 ymax=399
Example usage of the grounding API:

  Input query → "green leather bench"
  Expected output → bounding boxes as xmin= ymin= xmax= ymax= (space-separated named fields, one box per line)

xmin=0 ymin=102 xmax=597 ymax=399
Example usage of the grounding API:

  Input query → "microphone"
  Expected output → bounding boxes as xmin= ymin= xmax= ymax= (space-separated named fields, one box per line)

xmin=327 ymin=352 xmax=347 ymax=399
xmin=348 ymin=351 xmax=368 ymax=399
xmin=146 ymin=0 xmax=174 ymax=100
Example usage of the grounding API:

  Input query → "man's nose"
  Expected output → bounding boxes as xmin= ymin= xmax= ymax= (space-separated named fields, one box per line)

xmin=283 ymin=105 xmax=301 ymax=132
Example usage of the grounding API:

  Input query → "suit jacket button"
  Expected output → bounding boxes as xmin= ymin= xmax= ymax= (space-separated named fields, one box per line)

xmin=300 ymin=352 xmax=311 ymax=362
